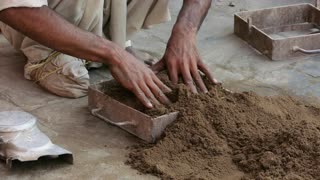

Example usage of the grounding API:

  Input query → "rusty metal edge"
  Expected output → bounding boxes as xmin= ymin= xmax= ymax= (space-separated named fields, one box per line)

xmin=89 ymin=82 xmax=153 ymax=118
xmin=235 ymin=3 xmax=313 ymax=17
xmin=234 ymin=3 xmax=320 ymax=60
xmin=0 ymin=153 xmax=73 ymax=169
xmin=88 ymin=81 xmax=179 ymax=143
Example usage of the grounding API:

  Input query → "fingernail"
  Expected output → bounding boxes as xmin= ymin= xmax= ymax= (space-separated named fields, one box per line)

xmin=147 ymin=102 xmax=153 ymax=108
xmin=192 ymin=87 xmax=198 ymax=94
xmin=165 ymin=97 xmax=172 ymax=104
xmin=224 ymin=88 xmax=233 ymax=93
xmin=213 ymin=78 xmax=219 ymax=84
xmin=166 ymin=87 xmax=172 ymax=93
xmin=193 ymin=89 xmax=198 ymax=94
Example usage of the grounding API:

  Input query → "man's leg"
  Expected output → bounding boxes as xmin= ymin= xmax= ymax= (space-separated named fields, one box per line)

xmin=126 ymin=0 xmax=171 ymax=39
xmin=103 ymin=0 xmax=170 ymax=65
xmin=126 ymin=0 xmax=171 ymax=65
xmin=0 ymin=0 xmax=104 ymax=98
xmin=29 ymin=52 xmax=89 ymax=98
xmin=0 ymin=0 xmax=169 ymax=97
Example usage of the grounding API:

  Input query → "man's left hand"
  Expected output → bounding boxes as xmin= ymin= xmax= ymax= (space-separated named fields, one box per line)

xmin=152 ymin=29 xmax=217 ymax=93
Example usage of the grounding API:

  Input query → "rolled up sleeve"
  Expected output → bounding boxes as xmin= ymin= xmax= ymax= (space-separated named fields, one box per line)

xmin=0 ymin=0 xmax=48 ymax=12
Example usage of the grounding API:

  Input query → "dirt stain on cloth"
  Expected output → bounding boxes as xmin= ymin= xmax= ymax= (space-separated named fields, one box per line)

xmin=105 ymin=74 xmax=320 ymax=180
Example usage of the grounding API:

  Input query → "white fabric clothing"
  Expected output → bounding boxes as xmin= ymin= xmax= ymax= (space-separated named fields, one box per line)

xmin=0 ymin=0 xmax=170 ymax=98
xmin=0 ymin=0 xmax=47 ymax=12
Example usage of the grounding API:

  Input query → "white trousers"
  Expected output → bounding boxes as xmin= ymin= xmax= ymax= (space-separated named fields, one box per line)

xmin=0 ymin=0 xmax=170 ymax=98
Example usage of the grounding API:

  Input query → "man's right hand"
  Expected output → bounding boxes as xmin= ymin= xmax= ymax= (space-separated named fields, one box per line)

xmin=0 ymin=7 xmax=171 ymax=108
xmin=109 ymin=50 xmax=171 ymax=108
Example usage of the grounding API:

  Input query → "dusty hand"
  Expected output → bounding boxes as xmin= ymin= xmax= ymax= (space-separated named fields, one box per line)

xmin=152 ymin=30 xmax=217 ymax=93
xmin=109 ymin=50 xmax=171 ymax=108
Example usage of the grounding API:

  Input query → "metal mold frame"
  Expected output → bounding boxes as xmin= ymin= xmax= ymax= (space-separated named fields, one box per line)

xmin=88 ymin=81 xmax=178 ymax=143
xmin=234 ymin=3 xmax=320 ymax=60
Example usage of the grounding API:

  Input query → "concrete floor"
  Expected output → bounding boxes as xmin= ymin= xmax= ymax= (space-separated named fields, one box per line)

xmin=1 ymin=0 xmax=320 ymax=179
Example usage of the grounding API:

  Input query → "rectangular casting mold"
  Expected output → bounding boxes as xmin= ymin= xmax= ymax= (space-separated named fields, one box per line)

xmin=234 ymin=3 xmax=320 ymax=60
xmin=88 ymin=81 xmax=178 ymax=143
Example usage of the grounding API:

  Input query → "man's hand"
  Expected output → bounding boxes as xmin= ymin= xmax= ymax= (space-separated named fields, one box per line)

xmin=0 ymin=7 xmax=171 ymax=108
xmin=152 ymin=0 xmax=217 ymax=93
xmin=152 ymin=29 xmax=217 ymax=93
xmin=110 ymin=49 xmax=171 ymax=108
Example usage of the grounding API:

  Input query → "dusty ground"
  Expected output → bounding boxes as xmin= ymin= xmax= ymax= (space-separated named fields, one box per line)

xmin=1 ymin=0 xmax=320 ymax=179
xmin=127 ymin=75 xmax=320 ymax=179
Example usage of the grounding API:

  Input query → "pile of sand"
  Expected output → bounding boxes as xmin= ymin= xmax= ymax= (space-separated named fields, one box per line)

xmin=106 ymin=75 xmax=320 ymax=179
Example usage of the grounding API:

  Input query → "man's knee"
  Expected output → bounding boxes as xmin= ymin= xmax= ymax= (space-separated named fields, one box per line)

xmin=29 ymin=53 xmax=90 ymax=98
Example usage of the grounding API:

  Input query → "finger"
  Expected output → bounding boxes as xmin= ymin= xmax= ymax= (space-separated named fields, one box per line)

xmin=168 ymin=62 xmax=179 ymax=84
xmin=144 ymin=57 xmax=158 ymax=67
xmin=191 ymin=66 xmax=208 ymax=93
xmin=151 ymin=59 xmax=165 ymax=73
xmin=132 ymin=84 xmax=153 ymax=108
xmin=181 ymin=64 xmax=198 ymax=94
xmin=140 ymin=82 xmax=161 ymax=106
xmin=198 ymin=62 xmax=218 ymax=84
xmin=152 ymin=74 xmax=172 ymax=93
xmin=223 ymin=87 xmax=233 ymax=93
xmin=147 ymin=79 xmax=171 ymax=105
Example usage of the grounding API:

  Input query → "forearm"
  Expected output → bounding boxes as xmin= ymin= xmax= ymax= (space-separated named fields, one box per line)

xmin=172 ymin=0 xmax=211 ymax=36
xmin=0 ymin=6 xmax=174 ymax=107
xmin=0 ymin=6 xmax=122 ymax=66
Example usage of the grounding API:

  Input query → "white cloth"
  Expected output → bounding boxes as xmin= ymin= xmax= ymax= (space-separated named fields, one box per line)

xmin=0 ymin=0 xmax=170 ymax=98
xmin=29 ymin=52 xmax=89 ymax=98
xmin=0 ymin=0 xmax=48 ymax=11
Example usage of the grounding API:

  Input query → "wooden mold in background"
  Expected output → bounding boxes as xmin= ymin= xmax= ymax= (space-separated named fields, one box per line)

xmin=234 ymin=3 xmax=320 ymax=60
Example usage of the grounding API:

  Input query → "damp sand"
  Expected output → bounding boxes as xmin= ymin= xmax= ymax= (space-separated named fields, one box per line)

xmin=104 ymin=74 xmax=320 ymax=180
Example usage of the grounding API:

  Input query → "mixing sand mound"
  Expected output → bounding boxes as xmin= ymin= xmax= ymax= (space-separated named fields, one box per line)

xmin=123 ymin=74 xmax=320 ymax=180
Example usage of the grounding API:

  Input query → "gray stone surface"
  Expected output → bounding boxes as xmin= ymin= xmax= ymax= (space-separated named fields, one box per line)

xmin=1 ymin=0 xmax=320 ymax=179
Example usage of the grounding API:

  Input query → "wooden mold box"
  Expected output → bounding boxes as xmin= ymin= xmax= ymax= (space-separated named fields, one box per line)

xmin=88 ymin=81 xmax=178 ymax=143
xmin=234 ymin=3 xmax=320 ymax=60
